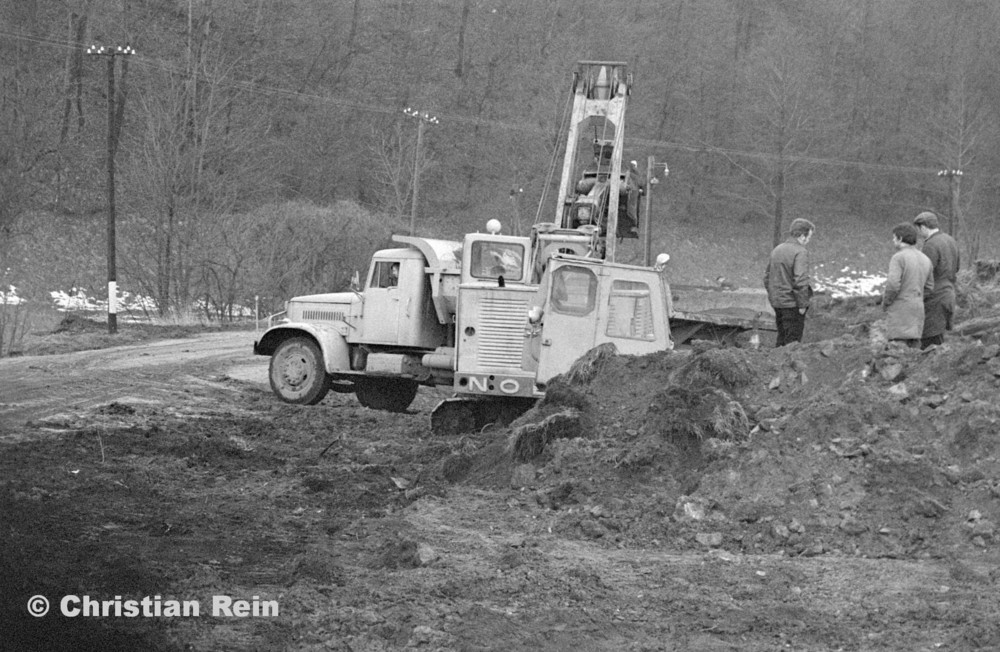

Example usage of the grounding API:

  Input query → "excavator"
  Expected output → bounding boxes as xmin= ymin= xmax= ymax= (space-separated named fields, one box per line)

xmin=253 ymin=61 xmax=775 ymax=434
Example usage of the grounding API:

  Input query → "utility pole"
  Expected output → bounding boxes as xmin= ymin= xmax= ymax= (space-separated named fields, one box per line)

xmin=641 ymin=157 xmax=668 ymax=266
xmin=403 ymin=107 xmax=439 ymax=236
xmin=937 ymin=168 xmax=963 ymax=242
xmin=87 ymin=43 xmax=134 ymax=334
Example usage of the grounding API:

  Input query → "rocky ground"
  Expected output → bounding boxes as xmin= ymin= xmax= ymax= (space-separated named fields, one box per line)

xmin=2 ymin=278 xmax=1000 ymax=651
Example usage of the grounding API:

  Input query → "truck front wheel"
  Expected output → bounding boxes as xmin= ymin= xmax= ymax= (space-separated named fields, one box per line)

xmin=355 ymin=378 xmax=418 ymax=413
xmin=269 ymin=337 xmax=330 ymax=405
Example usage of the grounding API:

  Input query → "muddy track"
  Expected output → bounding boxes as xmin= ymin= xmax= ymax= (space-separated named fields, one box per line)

xmin=0 ymin=331 xmax=269 ymax=441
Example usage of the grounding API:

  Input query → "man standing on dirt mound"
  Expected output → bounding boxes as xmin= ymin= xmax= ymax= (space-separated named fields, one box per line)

xmin=764 ymin=218 xmax=815 ymax=346
xmin=913 ymin=211 xmax=960 ymax=349
xmin=882 ymin=222 xmax=934 ymax=348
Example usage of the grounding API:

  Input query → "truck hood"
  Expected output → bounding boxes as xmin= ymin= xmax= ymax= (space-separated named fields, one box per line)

xmin=290 ymin=291 xmax=359 ymax=303
xmin=286 ymin=291 xmax=360 ymax=323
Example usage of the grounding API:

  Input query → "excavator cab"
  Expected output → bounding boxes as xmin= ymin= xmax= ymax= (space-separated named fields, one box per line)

xmin=526 ymin=254 xmax=672 ymax=385
xmin=528 ymin=222 xmax=600 ymax=282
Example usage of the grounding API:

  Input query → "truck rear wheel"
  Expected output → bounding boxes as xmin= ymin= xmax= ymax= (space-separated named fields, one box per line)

xmin=269 ymin=337 xmax=330 ymax=405
xmin=355 ymin=378 xmax=418 ymax=413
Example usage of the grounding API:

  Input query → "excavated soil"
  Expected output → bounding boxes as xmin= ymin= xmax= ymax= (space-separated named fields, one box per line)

xmin=3 ymin=290 xmax=1000 ymax=651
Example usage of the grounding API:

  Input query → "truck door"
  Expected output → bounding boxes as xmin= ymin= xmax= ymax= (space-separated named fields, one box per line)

xmin=535 ymin=263 xmax=600 ymax=383
xmin=599 ymin=276 xmax=665 ymax=353
xmin=362 ymin=260 xmax=401 ymax=343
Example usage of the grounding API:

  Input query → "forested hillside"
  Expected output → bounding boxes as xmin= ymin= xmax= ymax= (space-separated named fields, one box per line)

xmin=1 ymin=0 xmax=998 ymax=315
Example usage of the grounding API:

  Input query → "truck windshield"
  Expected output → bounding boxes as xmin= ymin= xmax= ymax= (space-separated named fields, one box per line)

xmin=470 ymin=242 xmax=524 ymax=281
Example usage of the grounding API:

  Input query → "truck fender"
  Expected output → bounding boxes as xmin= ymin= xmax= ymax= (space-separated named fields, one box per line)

xmin=253 ymin=323 xmax=350 ymax=373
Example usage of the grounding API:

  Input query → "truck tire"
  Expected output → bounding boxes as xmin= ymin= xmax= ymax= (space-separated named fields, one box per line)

xmin=328 ymin=380 xmax=356 ymax=394
xmin=269 ymin=337 xmax=330 ymax=405
xmin=355 ymin=378 xmax=418 ymax=413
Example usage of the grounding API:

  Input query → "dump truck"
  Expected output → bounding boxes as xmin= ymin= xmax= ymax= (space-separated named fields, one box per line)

xmin=253 ymin=61 xmax=775 ymax=433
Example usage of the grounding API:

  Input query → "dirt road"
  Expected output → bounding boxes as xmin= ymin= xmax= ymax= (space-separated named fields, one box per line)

xmin=3 ymin=331 xmax=1000 ymax=650
xmin=0 ymin=331 xmax=268 ymax=440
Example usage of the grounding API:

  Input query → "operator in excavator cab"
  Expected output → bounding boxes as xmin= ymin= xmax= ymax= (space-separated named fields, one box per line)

xmin=571 ymin=140 xmax=643 ymax=237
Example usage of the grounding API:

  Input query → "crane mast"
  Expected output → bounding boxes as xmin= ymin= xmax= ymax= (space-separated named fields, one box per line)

xmin=553 ymin=61 xmax=635 ymax=262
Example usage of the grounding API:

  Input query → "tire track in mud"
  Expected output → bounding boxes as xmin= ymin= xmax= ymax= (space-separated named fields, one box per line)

xmin=0 ymin=331 xmax=268 ymax=441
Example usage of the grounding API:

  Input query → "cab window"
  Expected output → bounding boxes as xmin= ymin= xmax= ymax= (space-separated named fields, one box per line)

xmin=470 ymin=241 xmax=524 ymax=281
xmin=606 ymin=279 xmax=655 ymax=340
xmin=372 ymin=261 xmax=400 ymax=288
xmin=550 ymin=265 xmax=597 ymax=316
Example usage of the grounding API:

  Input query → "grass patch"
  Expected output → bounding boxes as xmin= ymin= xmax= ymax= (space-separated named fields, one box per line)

xmin=637 ymin=212 xmax=906 ymax=289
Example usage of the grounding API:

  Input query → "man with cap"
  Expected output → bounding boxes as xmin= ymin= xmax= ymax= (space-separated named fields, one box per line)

xmin=764 ymin=218 xmax=815 ymax=346
xmin=913 ymin=211 xmax=960 ymax=348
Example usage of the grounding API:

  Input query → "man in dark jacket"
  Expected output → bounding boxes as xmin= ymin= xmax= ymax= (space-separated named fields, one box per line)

xmin=764 ymin=218 xmax=815 ymax=346
xmin=913 ymin=212 xmax=960 ymax=348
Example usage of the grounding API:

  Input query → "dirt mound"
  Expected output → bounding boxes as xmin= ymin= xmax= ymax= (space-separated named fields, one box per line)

xmin=52 ymin=313 xmax=105 ymax=333
xmin=456 ymin=313 xmax=1000 ymax=561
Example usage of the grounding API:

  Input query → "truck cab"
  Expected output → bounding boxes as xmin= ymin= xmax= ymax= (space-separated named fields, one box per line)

xmin=463 ymin=236 xmax=529 ymax=285
xmin=355 ymin=248 xmax=445 ymax=348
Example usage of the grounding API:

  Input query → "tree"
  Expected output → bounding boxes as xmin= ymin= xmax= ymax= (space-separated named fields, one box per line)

xmin=0 ymin=0 xmax=69 ymax=289
xmin=120 ymin=48 xmax=276 ymax=315
xmin=902 ymin=1 xmax=1000 ymax=262
xmin=369 ymin=121 xmax=415 ymax=223
xmin=731 ymin=16 xmax=836 ymax=247
xmin=236 ymin=200 xmax=403 ymax=315
xmin=914 ymin=74 xmax=985 ymax=251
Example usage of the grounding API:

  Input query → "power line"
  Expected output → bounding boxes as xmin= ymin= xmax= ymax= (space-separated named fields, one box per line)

xmin=136 ymin=64 xmax=990 ymax=179
xmin=627 ymin=137 xmax=947 ymax=176
xmin=0 ymin=28 xmax=80 ymax=52
xmin=0 ymin=28 xmax=987 ymax=180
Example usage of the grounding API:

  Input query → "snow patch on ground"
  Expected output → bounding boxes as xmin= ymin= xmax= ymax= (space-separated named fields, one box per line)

xmin=814 ymin=264 xmax=885 ymax=298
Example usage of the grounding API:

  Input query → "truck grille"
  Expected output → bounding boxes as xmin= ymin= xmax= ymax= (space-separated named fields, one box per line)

xmin=302 ymin=310 xmax=345 ymax=322
xmin=476 ymin=296 xmax=528 ymax=369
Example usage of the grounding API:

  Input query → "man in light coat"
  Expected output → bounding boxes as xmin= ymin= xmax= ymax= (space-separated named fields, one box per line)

xmin=913 ymin=211 xmax=960 ymax=349
xmin=882 ymin=223 xmax=933 ymax=348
